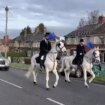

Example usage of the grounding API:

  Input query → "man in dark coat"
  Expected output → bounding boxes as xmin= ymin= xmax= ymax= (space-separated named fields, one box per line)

xmin=36 ymin=32 xmax=51 ymax=68
xmin=72 ymin=39 xmax=86 ymax=66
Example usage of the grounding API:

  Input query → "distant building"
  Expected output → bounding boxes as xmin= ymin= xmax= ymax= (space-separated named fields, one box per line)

xmin=9 ymin=32 xmax=45 ymax=57
xmin=0 ymin=35 xmax=11 ymax=52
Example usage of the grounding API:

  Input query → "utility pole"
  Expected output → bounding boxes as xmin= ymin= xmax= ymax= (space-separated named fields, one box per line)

xmin=5 ymin=6 xmax=9 ymax=58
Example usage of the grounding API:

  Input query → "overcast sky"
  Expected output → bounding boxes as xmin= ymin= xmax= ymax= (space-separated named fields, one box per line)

xmin=0 ymin=0 xmax=105 ymax=39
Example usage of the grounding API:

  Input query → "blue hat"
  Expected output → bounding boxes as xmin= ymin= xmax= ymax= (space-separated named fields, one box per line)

xmin=85 ymin=42 xmax=96 ymax=49
xmin=48 ymin=33 xmax=57 ymax=41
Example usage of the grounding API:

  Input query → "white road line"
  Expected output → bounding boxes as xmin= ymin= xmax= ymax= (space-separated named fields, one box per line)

xmin=46 ymin=98 xmax=65 ymax=105
xmin=0 ymin=78 xmax=23 ymax=89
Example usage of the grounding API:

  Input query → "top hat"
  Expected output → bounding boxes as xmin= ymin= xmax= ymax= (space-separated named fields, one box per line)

xmin=80 ymin=38 xmax=84 ymax=42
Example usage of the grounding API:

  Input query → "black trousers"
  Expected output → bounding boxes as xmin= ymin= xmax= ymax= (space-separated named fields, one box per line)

xmin=39 ymin=52 xmax=47 ymax=68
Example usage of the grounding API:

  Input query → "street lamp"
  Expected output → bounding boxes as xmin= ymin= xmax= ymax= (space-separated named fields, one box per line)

xmin=5 ymin=6 xmax=9 ymax=36
xmin=5 ymin=6 xmax=9 ymax=57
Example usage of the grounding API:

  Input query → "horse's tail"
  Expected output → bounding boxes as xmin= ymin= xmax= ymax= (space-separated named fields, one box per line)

xmin=25 ymin=64 xmax=34 ymax=78
xmin=25 ymin=55 xmax=35 ymax=78
xmin=59 ymin=57 xmax=65 ymax=73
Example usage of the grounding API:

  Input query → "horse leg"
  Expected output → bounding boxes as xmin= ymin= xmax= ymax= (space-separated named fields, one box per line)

xmin=64 ymin=67 xmax=70 ymax=82
xmin=46 ymin=70 xmax=50 ymax=90
xmin=25 ymin=64 xmax=34 ymax=78
xmin=88 ymin=70 xmax=95 ymax=84
xmin=83 ymin=69 xmax=89 ymax=88
xmin=59 ymin=58 xmax=64 ymax=73
xmin=66 ymin=70 xmax=71 ymax=83
xmin=32 ymin=68 xmax=38 ymax=85
xmin=53 ymin=69 xmax=59 ymax=88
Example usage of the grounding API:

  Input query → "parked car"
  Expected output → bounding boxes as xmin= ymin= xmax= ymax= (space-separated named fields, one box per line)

xmin=0 ymin=53 xmax=10 ymax=70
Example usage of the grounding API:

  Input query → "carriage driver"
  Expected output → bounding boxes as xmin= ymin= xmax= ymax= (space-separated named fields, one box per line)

xmin=38 ymin=32 xmax=51 ymax=68
xmin=72 ymin=38 xmax=86 ymax=67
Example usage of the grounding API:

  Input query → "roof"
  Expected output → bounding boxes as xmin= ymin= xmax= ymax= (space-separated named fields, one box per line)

xmin=65 ymin=23 xmax=105 ymax=38
xmin=11 ymin=33 xmax=44 ymax=43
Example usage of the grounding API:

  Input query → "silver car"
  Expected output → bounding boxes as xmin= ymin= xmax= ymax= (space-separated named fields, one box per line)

xmin=0 ymin=53 xmax=10 ymax=70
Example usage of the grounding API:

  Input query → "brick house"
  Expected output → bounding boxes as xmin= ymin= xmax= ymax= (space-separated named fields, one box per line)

xmin=65 ymin=16 xmax=105 ymax=63
xmin=0 ymin=35 xmax=10 ymax=52
xmin=9 ymin=33 xmax=44 ymax=57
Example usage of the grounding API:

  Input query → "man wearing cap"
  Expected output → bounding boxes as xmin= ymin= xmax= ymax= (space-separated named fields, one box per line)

xmin=37 ymin=32 xmax=51 ymax=68
xmin=73 ymin=38 xmax=86 ymax=66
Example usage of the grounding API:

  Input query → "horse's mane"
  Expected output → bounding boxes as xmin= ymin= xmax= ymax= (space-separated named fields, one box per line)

xmin=85 ymin=48 xmax=95 ymax=58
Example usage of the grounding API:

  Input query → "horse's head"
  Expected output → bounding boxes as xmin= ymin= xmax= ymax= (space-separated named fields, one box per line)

xmin=93 ymin=47 xmax=100 ymax=62
xmin=56 ymin=41 xmax=67 ymax=53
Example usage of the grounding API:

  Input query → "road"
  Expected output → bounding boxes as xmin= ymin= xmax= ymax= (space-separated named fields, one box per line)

xmin=0 ymin=68 xmax=105 ymax=105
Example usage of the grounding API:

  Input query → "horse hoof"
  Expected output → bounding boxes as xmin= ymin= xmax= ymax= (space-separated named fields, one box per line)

xmin=68 ymin=81 xmax=71 ymax=84
xmin=46 ymin=88 xmax=50 ymax=91
xmin=85 ymin=85 xmax=89 ymax=88
xmin=53 ymin=85 xmax=56 ymax=88
xmin=65 ymin=80 xmax=71 ymax=83
xmin=65 ymin=80 xmax=67 ymax=82
xmin=33 ymin=82 xmax=37 ymax=85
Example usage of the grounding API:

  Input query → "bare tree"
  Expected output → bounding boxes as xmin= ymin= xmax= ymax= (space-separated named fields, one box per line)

xmin=87 ymin=10 xmax=100 ymax=25
xmin=78 ymin=10 xmax=101 ymax=28
xmin=78 ymin=18 xmax=86 ymax=28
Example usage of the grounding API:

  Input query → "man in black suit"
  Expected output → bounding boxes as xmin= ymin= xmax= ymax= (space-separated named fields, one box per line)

xmin=73 ymin=39 xmax=86 ymax=66
xmin=38 ymin=32 xmax=51 ymax=68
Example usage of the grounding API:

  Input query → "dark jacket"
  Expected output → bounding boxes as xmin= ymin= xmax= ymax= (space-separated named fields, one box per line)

xmin=76 ymin=44 xmax=86 ymax=57
xmin=40 ymin=39 xmax=51 ymax=55
xmin=73 ymin=44 xmax=86 ymax=65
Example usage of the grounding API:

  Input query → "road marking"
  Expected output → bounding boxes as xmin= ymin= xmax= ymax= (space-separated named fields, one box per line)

xmin=46 ymin=98 xmax=65 ymax=105
xmin=0 ymin=78 xmax=23 ymax=89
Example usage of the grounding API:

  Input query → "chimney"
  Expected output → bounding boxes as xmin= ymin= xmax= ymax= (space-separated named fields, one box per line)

xmin=98 ymin=16 xmax=105 ymax=24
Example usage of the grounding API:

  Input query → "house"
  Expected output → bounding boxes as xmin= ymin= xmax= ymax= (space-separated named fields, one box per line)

xmin=9 ymin=33 xmax=44 ymax=57
xmin=0 ymin=35 xmax=10 ymax=52
xmin=65 ymin=16 xmax=105 ymax=63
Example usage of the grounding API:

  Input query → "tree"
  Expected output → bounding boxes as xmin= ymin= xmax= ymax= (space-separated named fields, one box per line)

xmin=78 ymin=10 xmax=100 ymax=28
xmin=78 ymin=18 xmax=86 ymax=28
xmin=34 ymin=23 xmax=45 ymax=34
xmin=20 ymin=29 xmax=25 ymax=37
xmin=26 ymin=26 xmax=32 ymax=34
xmin=20 ymin=26 xmax=32 ymax=37
xmin=87 ymin=10 xmax=100 ymax=25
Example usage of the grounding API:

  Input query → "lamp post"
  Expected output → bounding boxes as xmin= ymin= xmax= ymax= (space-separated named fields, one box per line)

xmin=5 ymin=6 xmax=9 ymax=58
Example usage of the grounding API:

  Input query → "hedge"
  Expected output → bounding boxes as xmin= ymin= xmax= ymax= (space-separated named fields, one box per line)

xmin=1 ymin=51 xmax=27 ymax=57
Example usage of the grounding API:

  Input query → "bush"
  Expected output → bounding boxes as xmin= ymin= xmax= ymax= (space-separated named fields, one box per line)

xmin=12 ymin=57 xmax=25 ymax=63
xmin=1 ymin=51 xmax=27 ymax=63
xmin=1 ymin=51 xmax=27 ymax=58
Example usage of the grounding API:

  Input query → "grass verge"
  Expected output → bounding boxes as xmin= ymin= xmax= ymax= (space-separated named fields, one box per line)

xmin=10 ymin=63 xmax=30 ymax=70
xmin=94 ymin=76 xmax=105 ymax=85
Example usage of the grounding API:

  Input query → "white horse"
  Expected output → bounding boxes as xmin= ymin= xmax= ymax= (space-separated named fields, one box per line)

xmin=59 ymin=47 xmax=100 ymax=88
xmin=25 ymin=40 xmax=67 ymax=90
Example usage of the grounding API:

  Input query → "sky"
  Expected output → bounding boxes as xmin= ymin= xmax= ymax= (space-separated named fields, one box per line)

xmin=0 ymin=0 xmax=105 ymax=39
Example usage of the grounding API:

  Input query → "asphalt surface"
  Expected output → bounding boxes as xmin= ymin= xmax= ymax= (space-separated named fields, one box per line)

xmin=0 ymin=68 xmax=105 ymax=105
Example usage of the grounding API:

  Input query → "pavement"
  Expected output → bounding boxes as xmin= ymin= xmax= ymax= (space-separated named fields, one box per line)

xmin=0 ymin=68 xmax=105 ymax=105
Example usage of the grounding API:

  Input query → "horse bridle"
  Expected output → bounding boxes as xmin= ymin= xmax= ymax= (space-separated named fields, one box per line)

xmin=84 ymin=50 xmax=100 ymax=63
xmin=56 ymin=42 xmax=65 ymax=52
xmin=93 ymin=50 xmax=100 ymax=59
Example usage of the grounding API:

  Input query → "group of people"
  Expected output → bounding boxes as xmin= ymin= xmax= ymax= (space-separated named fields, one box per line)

xmin=37 ymin=32 xmax=86 ymax=68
